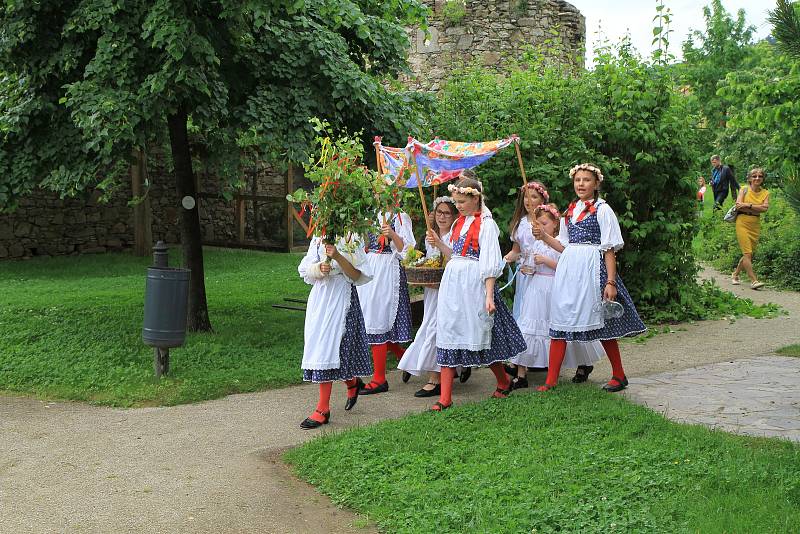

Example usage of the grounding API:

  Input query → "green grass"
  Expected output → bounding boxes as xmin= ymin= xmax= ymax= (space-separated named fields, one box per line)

xmin=777 ymin=344 xmax=800 ymax=357
xmin=0 ymin=248 xmax=309 ymax=406
xmin=285 ymin=387 xmax=800 ymax=533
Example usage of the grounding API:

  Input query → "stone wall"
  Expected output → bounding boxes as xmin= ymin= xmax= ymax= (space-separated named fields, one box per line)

xmin=0 ymin=156 xmax=304 ymax=259
xmin=0 ymin=188 xmax=134 ymax=259
xmin=405 ymin=0 xmax=584 ymax=91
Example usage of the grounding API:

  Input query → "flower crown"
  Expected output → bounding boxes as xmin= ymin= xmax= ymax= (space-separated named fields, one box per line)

xmin=521 ymin=181 xmax=550 ymax=202
xmin=569 ymin=163 xmax=604 ymax=182
xmin=432 ymin=195 xmax=456 ymax=211
xmin=535 ymin=204 xmax=560 ymax=219
xmin=447 ymin=184 xmax=482 ymax=196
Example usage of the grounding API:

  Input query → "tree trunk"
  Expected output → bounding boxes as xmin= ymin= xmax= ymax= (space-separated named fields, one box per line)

xmin=167 ymin=107 xmax=212 ymax=332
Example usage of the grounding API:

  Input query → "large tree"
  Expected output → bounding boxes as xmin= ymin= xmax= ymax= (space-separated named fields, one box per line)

xmin=0 ymin=0 xmax=428 ymax=331
xmin=680 ymin=0 xmax=755 ymax=127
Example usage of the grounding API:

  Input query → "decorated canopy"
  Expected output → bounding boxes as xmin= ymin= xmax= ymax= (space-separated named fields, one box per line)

xmin=374 ymin=135 xmax=519 ymax=188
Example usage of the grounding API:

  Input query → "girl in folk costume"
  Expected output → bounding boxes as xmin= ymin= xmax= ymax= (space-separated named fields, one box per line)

xmin=432 ymin=176 xmax=527 ymax=411
xmin=534 ymin=163 xmax=646 ymax=392
xmin=357 ymin=209 xmax=416 ymax=394
xmin=504 ymin=198 xmax=605 ymax=390
xmin=398 ymin=196 xmax=458 ymax=398
xmin=298 ymin=236 xmax=374 ymax=429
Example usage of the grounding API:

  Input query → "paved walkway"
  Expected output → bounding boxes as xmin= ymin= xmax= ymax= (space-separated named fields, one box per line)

xmin=625 ymin=356 xmax=800 ymax=442
xmin=1 ymin=266 xmax=799 ymax=533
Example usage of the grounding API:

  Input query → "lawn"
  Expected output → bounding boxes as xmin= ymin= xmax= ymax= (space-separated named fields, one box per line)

xmin=285 ymin=386 xmax=800 ymax=534
xmin=777 ymin=344 xmax=800 ymax=357
xmin=0 ymin=248 xmax=309 ymax=406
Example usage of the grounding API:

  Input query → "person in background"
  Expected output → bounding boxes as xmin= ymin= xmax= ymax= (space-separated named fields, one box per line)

xmin=710 ymin=155 xmax=739 ymax=210
xmin=697 ymin=176 xmax=707 ymax=212
xmin=732 ymin=167 xmax=769 ymax=290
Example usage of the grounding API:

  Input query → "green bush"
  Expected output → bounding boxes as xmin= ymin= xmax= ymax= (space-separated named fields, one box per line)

xmin=696 ymin=189 xmax=800 ymax=290
xmin=429 ymin=48 xmax=704 ymax=322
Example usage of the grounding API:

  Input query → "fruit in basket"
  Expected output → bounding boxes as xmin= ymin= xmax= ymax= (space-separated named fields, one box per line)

xmin=403 ymin=248 xmax=424 ymax=266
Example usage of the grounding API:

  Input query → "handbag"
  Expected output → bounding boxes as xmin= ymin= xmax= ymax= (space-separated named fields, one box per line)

xmin=723 ymin=186 xmax=748 ymax=223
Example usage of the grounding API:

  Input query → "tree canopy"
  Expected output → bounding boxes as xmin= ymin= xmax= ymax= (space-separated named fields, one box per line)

xmin=0 ymin=0 xmax=429 ymax=330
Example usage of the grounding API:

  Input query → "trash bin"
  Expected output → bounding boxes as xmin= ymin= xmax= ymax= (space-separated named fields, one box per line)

xmin=142 ymin=266 xmax=190 ymax=348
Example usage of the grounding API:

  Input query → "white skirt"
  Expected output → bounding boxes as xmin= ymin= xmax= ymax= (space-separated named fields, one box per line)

xmin=437 ymin=257 xmax=491 ymax=351
xmin=398 ymin=288 xmax=440 ymax=375
xmin=511 ymin=271 xmax=604 ymax=368
xmin=550 ymin=244 xmax=604 ymax=333
xmin=357 ymin=252 xmax=400 ymax=335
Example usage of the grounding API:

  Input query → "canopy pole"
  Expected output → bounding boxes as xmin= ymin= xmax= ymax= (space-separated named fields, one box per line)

xmin=373 ymin=139 xmax=390 ymax=228
xmin=410 ymin=149 xmax=432 ymax=233
xmin=514 ymin=138 xmax=528 ymax=185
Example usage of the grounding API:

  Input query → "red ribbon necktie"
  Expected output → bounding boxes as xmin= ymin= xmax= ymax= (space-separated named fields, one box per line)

xmin=450 ymin=212 xmax=482 ymax=256
xmin=565 ymin=199 xmax=597 ymax=223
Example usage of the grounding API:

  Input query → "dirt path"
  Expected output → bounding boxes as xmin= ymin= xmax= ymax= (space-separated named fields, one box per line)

xmin=2 ymin=265 xmax=797 ymax=533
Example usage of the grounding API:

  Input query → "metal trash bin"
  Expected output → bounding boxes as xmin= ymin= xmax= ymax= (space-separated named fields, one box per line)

xmin=142 ymin=241 xmax=190 ymax=377
xmin=142 ymin=267 xmax=190 ymax=348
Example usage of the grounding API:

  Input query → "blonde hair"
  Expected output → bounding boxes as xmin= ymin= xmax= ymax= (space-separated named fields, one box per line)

xmin=747 ymin=167 xmax=765 ymax=180
xmin=535 ymin=204 xmax=561 ymax=237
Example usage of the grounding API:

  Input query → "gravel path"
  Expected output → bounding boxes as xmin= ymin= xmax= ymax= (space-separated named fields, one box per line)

xmin=2 ymin=265 xmax=797 ymax=533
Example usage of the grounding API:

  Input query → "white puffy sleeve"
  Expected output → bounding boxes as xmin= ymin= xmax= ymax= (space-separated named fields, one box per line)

xmin=597 ymin=202 xmax=625 ymax=252
xmin=391 ymin=212 xmax=416 ymax=258
xmin=556 ymin=218 xmax=570 ymax=248
xmin=298 ymin=238 xmax=324 ymax=285
xmin=334 ymin=236 xmax=373 ymax=286
xmin=478 ymin=216 xmax=504 ymax=280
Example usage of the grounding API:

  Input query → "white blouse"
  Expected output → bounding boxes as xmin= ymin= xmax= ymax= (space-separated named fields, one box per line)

xmin=298 ymin=236 xmax=372 ymax=286
xmin=557 ymin=199 xmax=625 ymax=252
xmin=453 ymin=208 xmax=504 ymax=281
xmin=379 ymin=211 xmax=416 ymax=258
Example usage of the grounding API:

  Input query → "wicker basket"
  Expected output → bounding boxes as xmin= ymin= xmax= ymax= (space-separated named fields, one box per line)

xmin=404 ymin=266 xmax=445 ymax=289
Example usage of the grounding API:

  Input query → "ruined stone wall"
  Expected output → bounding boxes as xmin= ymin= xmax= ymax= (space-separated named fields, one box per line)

xmin=406 ymin=0 xmax=585 ymax=91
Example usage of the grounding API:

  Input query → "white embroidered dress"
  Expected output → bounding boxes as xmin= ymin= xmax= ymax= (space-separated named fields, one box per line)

xmin=357 ymin=212 xmax=415 ymax=338
xmin=298 ymin=236 xmax=372 ymax=372
xmin=510 ymin=217 xmax=604 ymax=368
xmin=436 ymin=209 xmax=505 ymax=352
xmin=397 ymin=234 xmax=450 ymax=376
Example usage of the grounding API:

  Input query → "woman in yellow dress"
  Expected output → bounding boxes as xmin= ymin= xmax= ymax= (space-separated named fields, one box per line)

xmin=732 ymin=167 xmax=769 ymax=289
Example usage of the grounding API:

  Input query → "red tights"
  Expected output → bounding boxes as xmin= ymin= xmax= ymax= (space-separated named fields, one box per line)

xmin=543 ymin=339 xmax=626 ymax=387
xmin=309 ymin=379 xmax=360 ymax=422
xmin=387 ymin=342 xmax=405 ymax=359
xmin=437 ymin=362 xmax=511 ymax=407
xmin=368 ymin=344 xmax=388 ymax=387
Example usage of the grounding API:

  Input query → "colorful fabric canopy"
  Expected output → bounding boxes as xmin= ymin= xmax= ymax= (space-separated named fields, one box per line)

xmin=374 ymin=136 xmax=519 ymax=188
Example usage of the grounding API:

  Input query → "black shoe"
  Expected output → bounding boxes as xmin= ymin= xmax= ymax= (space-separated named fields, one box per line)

xmin=459 ymin=367 xmax=472 ymax=383
xmin=300 ymin=410 xmax=330 ymax=429
xmin=359 ymin=380 xmax=389 ymax=395
xmin=571 ymin=365 xmax=594 ymax=383
xmin=602 ymin=375 xmax=628 ymax=393
xmin=414 ymin=383 xmax=441 ymax=397
xmin=503 ymin=364 xmax=518 ymax=378
xmin=344 ymin=378 xmax=364 ymax=411
xmin=510 ymin=376 xmax=528 ymax=390
xmin=402 ymin=371 xmax=411 ymax=383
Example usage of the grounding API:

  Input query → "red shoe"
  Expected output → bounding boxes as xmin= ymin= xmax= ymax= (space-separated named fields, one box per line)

xmin=536 ymin=384 xmax=556 ymax=392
